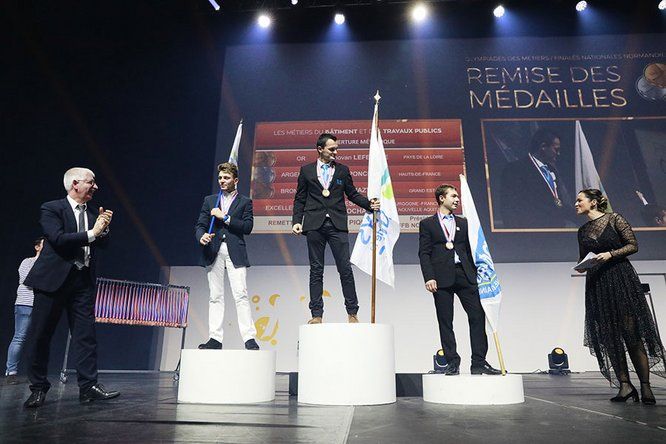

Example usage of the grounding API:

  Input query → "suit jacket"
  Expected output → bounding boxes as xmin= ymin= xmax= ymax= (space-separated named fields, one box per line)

xmin=195 ymin=193 xmax=253 ymax=268
xmin=418 ymin=214 xmax=477 ymax=288
xmin=499 ymin=156 xmax=573 ymax=228
xmin=292 ymin=161 xmax=371 ymax=232
xmin=25 ymin=198 xmax=108 ymax=293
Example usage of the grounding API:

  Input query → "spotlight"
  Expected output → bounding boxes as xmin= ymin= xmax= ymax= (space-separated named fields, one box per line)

xmin=575 ymin=1 xmax=587 ymax=12
xmin=548 ymin=347 xmax=571 ymax=375
xmin=493 ymin=5 xmax=505 ymax=18
xmin=659 ymin=0 xmax=666 ymax=10
xmin=257 ymin=14 xmax=272 ymax=28
xmin=433 ymin=349 xmax=447 ymax=373
xmin=207 ymin=0 xmax=220 ymax=11
xmin=334 ymin=13 xmax=346 ymax=25
xmin=411 ymin=3 xmax=429 ymax=22
xmin=291 ymin=0 xmax=298 ymax=5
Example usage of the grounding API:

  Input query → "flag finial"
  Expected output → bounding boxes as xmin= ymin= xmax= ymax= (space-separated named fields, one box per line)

xmin=374 ymin=90 xmax=381 ymax=103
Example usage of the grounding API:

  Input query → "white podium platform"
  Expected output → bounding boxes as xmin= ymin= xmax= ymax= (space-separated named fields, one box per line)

xmin=298 ymin=323 xmax=396 ymax=406
xmin=177 ymin=349 xmax=276 ymax=404
xmin=423 ymin=373 xmax=524 ymax=405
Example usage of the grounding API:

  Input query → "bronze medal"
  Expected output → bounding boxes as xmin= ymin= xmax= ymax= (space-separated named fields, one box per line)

xmin=445 ymin=242 xmax=454 ymax=250
xmin=322 ymin=189 xmax=330 ymax=197
xmin=554 ymin=198 xmax=563 ymax=208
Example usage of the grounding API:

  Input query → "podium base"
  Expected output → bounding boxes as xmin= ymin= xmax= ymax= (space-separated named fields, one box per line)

xmin=423 ymin=373 xmax=524 ymax=405
xmin=298 ymin=323 xmax=396 ymax=405
xmin=177 ymin=349 xmax=276 ymax=404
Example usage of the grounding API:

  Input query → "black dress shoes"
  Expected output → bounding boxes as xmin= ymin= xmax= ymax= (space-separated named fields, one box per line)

xmin=244 ymin=339 xmax=260 ymax=350
xmin=24 ymin=390 xmax=47 ymax=408
xmin=443 ymin=362 xmax=460 ymax=376
xmin=198 ymin=338 xmax=222 ymax=349
xmin=80 ymin=384 xmax=120 ymax=403
xmin=471 ymin=362 xmax=503 ymax=375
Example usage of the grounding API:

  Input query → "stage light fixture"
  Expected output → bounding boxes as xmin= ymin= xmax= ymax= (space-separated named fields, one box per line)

xmin=208 ymin=0 xmax=220 ymax=11
xmin=493 ymin=5 xmax=505 ymax=18
xmin=659 ymin=0 xmax=666 ymax=10
xmin=411 ymin=3 xmax=429 ymax=22
xmin=433 ymin=349 xmax=447 ymax=372
xmin=258 ymin=13 xmax=272 ymax=28
xmin=291 ymin=0 xmax=298 ymax=5
xmin=575 ymin=1 xmax=588 ymax=12
xmin=548 ymin=347 xmax=571 ymax=375
xmin=334 ymin=13 xmax=346 ymax=25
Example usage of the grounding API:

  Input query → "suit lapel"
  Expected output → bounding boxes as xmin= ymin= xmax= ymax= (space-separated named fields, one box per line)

xmin=228 ymin=194 xmax=242 ymax=216
xmin=330 ymin=162 xmax=342 ymax=188
xmin=431 ymin=214 xmax=446 ymax=241
xmin=307 ymin=163 xmax=323 ymax=190
xmin=61 ymin=198 xmax=78 ymax=233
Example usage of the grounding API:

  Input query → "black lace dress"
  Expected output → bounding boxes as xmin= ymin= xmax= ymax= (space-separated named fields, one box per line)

xmin=578 ymin=213 xmax=665 ymax=385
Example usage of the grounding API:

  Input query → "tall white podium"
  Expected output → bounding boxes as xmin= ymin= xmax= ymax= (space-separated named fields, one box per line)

xmin=298 ymin=323 xmax=396 ymax=405
xmin=177 ymin=349 xmax=276 ymax=404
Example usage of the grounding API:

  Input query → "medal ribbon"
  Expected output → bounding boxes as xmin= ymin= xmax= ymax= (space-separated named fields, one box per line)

xmin=438 ymin=213 xmax=456 ymax=243
xmin=220 ymin=190 xmax=238 ymax=214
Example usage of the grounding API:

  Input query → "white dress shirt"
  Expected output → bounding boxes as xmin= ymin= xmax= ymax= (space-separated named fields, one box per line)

xmin=66 ymin=195 xmax=97 ymax=267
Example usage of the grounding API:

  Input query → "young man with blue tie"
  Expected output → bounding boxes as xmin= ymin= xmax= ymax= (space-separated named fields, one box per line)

xmin=292 ymin=133 xmax=380 ymax=324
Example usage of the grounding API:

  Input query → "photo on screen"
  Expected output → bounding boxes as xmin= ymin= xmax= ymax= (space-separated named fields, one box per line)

xmin=483 ymin=117 xmax=666 ymax=232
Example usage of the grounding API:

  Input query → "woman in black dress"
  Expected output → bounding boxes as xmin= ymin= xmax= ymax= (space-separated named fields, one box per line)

xmin=576 ymin=189 xmax=664 ymax=404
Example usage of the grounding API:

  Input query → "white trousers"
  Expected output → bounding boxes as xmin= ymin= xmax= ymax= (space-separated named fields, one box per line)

xmin=206 ymin=243 xmax=257 ymax=343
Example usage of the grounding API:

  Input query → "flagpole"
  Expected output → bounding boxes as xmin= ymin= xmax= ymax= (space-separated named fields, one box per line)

xmin=371 ymin=210 xmax=377 ymax=324
xmin=370 ymin=91 xmax=381 ymax=324
xmin=492 ymin=330 xmax=507 ymax=376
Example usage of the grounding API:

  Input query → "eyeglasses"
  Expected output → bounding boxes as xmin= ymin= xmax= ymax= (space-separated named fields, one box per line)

xmin=76 ymin=179 xmax=96 ymax=186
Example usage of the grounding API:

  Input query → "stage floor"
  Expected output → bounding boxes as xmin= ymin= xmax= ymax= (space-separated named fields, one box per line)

xmin=1 ymin=372 xmax=664 ymax=443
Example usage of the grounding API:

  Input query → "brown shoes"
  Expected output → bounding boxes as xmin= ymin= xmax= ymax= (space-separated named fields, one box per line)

xmin=307 ymin=316 xmax=359 ymax=323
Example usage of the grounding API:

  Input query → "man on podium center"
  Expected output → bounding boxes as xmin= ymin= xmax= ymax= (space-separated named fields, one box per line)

xmin=418 ymin=184 xmax=501 ymax=375
xmin=292 ymin=133 xmax=380 ymax=324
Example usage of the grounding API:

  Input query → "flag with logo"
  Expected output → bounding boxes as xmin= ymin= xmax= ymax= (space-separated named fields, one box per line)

xmin=351 ymin=95 xmax=400 ymax=287
xmin=460 ymin=174 xmax=502 ymax=331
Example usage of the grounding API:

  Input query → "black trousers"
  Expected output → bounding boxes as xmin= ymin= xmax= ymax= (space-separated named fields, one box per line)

xmin=306 ymin=218 xmax=359 ymax=317
xmin=433 ymin=264 xmax=488 ymax=366
xmin=26 ymin=268 xmax=98 ymax=392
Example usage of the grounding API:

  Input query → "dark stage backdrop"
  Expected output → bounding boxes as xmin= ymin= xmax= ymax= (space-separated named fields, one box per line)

xmin=2 ymin=1 xmax=665 ymax=372
xmin=1 ymin=3 xmax=223 ymax=373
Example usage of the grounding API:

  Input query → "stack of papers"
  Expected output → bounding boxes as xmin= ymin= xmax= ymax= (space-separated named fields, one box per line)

xmin=574 ymin=252 xmax=599 ymax=271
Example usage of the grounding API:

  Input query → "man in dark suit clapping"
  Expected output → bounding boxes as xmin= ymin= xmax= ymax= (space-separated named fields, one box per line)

xmin=418 ymin=184 xmax=500 ymax=376
xmin=23 ymin=167 xmax=119 ymax=408
xmin=292 ymin=133 xmax=380 ymax=324
xmin=196 ymin=162 xmax=259 ymax=351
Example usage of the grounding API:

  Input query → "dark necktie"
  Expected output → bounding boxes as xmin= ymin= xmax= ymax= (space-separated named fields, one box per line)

xmin=75 ymin=204 xmax=86 ymax=269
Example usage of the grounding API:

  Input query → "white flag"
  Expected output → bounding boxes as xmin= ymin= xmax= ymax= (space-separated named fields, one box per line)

xmin=574 ymin=120 xmax=611 ymax=209
xmin=350 ymin=95 xmax=400 ymax=287
xmin=460 ymin=174 xmax=502 ymax=332
xmin=228 ymin=120 xmax=243 ymax=166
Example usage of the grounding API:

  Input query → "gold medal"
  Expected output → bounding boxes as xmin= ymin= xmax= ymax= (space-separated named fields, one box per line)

xmin=445 ymin=242 xmax=454 ymax=250
xmin=322 ymin=189 xmax=330 ymax=197
xmin=554 ymin=198 xmax=563 ymax=208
